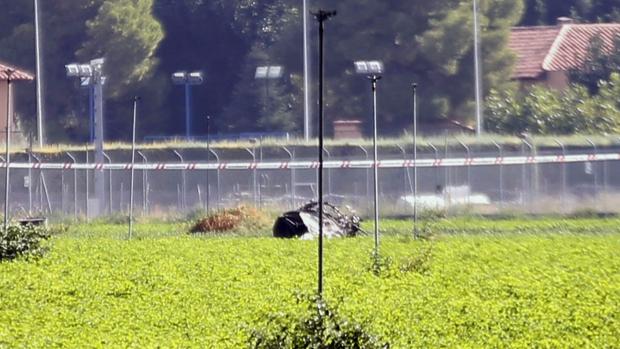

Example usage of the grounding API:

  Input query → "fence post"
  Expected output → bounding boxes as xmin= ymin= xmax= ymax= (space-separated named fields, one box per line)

xmin=492 ymin=141 xmax=504 ymax=207
xmin=244 ymin=147 xmax=257 ymax=207
xmin=65 ymin=152 xmax=77 ymax=220
xmin=173 ymin=150 xmax=186 ymax=211
xmin=554 ymin=139 xmax=567 ymax=213
xmin=208 ymin=148 xmax=221 ymax=209
xmin=282 ymin=146 xmax=296 ymax=208
xmin=357 ymin=145 xmax=370 ymax=213
xmin=103 ymin=152 xmax=113 ymax=215
xmin=457 ymin=140 xmax=471 ymax=205
xmin=586 ymin=138 xmax=599 ymax=208
xmin=137 ymin=151 xmax=149 ymax=214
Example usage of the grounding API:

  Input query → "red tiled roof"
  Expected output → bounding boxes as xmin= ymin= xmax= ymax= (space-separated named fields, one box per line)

xmin=509 ymin=23 xmax=620 ymax=79
xmin=544 ymin=24 xmax=620 ymax=71
xmin=508 ymin=26 xmax=561 ymax=79
xmin=0 ymin=62 xmax=34 ymax=81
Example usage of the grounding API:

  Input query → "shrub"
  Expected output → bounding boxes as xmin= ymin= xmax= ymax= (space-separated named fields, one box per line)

xmin=190 ymin=206 xmax=271 ymax=234
xmin=249 ymin=295 xmax=389 ymax=349
xmin=0 ymin=224 xmax=51 ymax=261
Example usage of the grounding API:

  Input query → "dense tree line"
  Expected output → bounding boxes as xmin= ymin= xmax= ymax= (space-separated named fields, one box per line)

xmin=0 ymin=0 xmax=618 ymax=142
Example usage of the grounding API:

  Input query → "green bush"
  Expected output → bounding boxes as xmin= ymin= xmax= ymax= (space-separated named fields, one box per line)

xmin=0 ymin=224 xmax=51 ymax=261
xmin=249 ymin=295 xmax=389 ymax=349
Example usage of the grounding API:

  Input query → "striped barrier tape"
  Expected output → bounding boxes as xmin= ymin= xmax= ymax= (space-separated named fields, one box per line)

xmin=0 ymin=152 xmax=617 ymax=171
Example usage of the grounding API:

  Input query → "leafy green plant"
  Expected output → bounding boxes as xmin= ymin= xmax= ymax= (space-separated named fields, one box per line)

xmin=367 ymin=250 xmax=393 ymax=277
xmin=248 ymin=294 xmax=389 ymax=349
xmin=0 ymin=224 xmax=51 ymax=261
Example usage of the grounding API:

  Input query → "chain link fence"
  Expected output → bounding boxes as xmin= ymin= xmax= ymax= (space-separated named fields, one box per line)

xmin=3 ymin=140 xmax=619 ymax=221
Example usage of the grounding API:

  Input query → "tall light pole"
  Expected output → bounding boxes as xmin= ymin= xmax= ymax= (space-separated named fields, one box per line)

xmin=172 ymin=71 xmax=203 ymax=140
xmin=3 ymin=69 xmax=14 ymax=229
xmin=303 ymin=0 xmax=311 ymax=140
xmin=66 ymin=58 xmax=106 ymax=216
xmin=128 ymin=96 xmax=139 ymax=239
xmin=412 ymin=83 xmax=419 ymax=238
xmin=255 ymin=66 xmax=284 ymax=122
xmin=354 ymin=60 xmax=384 ymax=258
xmin=473 ymin=0 xmax=484 ymax=137
xmin=205 ymin=115 xmax=211 ymax=213
xmin=314 ymin=9 xmax=336 ymax=297
xmin=34 ymin=0 xmax=44 ymax=147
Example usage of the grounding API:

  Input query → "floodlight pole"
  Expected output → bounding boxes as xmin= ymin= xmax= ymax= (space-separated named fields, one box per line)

xmin=473 ymin=0 xmax=484 ymax=137
xmin=206 ymin=115 xmax=211 ymax=212
xmin=128 ymin=96 xmax=139 ymax=239
xmin=3 ymin=70 xmax=14 ymax=229
xmin=303 ymin=0 xmax=311 ymax=140
xmin=314 ymin=9 xmax=336 ymax=297
xmin=412 ymin=83 xmax=419 ymax=238
xmin=185 ymin=83 xmax=192 ymax=139
xmin=34 ymin=0 xmax=44 ymax=147
xmin=369 ymin=75 xmax=381 ymax=256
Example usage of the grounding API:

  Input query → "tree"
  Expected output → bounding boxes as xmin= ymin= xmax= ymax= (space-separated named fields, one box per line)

xmin=486 ymin=78 xmax=620 ymax=135
xmin=569 ymin=34 xmax=620 ymax=94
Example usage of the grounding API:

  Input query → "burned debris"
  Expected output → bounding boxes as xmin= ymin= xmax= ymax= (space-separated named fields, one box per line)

xmin=273 ymin=201 xmax=364 ymax=239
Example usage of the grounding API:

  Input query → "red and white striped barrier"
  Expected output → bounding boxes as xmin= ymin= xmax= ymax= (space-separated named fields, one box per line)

xmin=1 ymin=153 xmax=618 ymax=171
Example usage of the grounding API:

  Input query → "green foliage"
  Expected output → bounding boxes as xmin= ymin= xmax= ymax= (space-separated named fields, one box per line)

xmin=249 ymin=294 xmax=389 ymax=349
xmin=521 ymin=0 xmax=620 ymax=25
xmin=486 ymin=80 xmax=620 ymax=134
xmin=569 ymin=34 xmax=620 ymax=94
xmin=0 ymin=224 xmax=51 ymax=261
xmin=0 ymin=219 xmax=619 ymax=347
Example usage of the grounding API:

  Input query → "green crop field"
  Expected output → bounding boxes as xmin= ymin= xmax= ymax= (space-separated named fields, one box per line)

xmin=1 ymin=219 xmax=619 ymax=348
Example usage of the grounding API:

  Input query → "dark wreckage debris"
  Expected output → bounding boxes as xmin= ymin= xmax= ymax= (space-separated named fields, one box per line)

xmin=273 ymin=201 xmax=364 ymax=239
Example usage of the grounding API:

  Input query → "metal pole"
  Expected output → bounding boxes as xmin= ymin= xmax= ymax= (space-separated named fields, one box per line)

xmin=282 ymin=147 xmax=295 ymax=208
xmin=303 ymin=0 xmax=311 ymax=140
xmin=173 ymin=150 xmax=186 ymax=210
xmin=473 ymin=0 xmax=484 ymax=137
xmin=370 ymin=75 xmax=381 ymax=252
xmin=209 ymin=148 xmax=221 ymax=209
xmin=103 ymin=152 xmax=113 ymax=215
xmin=185 ymin=83 xmax=191 ymax=139
xmin=323 ymin=147 xmax=331 ymax=199
xmin=357 ymin=145 xmax=370 ymax=212
xmin=492 ymin=141 xmax=504 ymax=207
xmin=314 ymin=9 xmax=336 ymax=297
xmin=244 ymin=147 xmax=257 ymax=207
xmin=137 ymin=151 xmax=148 ymax=214
xmin=554 ymin=139 xmax=567 ymax=213
xmin=206 ymin=115 xmax=211 ymax=212
xmin=28 ymin=137 xmax=32 ymax=215
xmin=85 ymin=145 xmax=90 ymax=219
xmin=586 ymin=138 xmax=598 ymax=204
xmin=129 ymin=97 xmax=139 ymax=239
xmin=412 ymin=83 xmax=418 ymax=238
xmin=3 ymin=70 xmax=14 ymax=229
xmin=458 ymin=140 xmax=471 ymax=205
xmin=34 ymin=0 xmax=45 ymax=146
xmin=521 ymin=139 xmax=533 ymax=209
xmin=65 ymin=152 xmax=77 ymax=220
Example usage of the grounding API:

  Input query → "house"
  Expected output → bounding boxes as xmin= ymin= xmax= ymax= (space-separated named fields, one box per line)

xmin=508 ymin=17 xmax=620 ymax=89
xmin=0 ymin=61 xmax=34 ymax=143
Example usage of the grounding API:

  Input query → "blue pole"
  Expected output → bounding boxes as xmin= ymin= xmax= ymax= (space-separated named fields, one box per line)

xmin=89 ymin=86 xmax=95 ymax=142
xmin=185 ymin=83 xmax=191 ymax=139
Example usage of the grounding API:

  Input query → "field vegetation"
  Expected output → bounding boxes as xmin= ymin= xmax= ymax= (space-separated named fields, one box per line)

xmin=0 ymin=217 xmax=618 ymax=348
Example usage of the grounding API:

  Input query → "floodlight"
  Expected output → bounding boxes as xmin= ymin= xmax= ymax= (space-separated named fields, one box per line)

xmin=65 ymin=64 xmax=80 ymax=77
xmin=255 ymin=67 xmax=268 ymax=79
xmin=172 ymin=71 xmax=188 ymax=84
xmin=78 ymin=64 xmax=93 ymax=77
xmin=354 ymin=60 xmax=384 ymax=75
xmin=255 ymin=66 xmax=284 ymax=79
xmin=187 ymin=71 xmax=204 ymax=85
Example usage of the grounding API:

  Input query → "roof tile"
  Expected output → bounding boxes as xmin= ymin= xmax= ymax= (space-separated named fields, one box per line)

xmin=0 ymin=62 xmax=34 ymax=81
